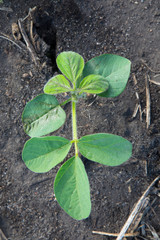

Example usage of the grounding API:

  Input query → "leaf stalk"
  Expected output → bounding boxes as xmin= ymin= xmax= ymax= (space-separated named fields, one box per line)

xmin=60 ymin=97 xmax=71 ymax=107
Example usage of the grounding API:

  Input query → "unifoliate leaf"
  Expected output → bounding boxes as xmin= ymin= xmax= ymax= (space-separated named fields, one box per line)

xmin=56 ymin=51 xmax=84 ymax=83
xmin=82 ymin=54 xmax=131 ymax=98
xmin=22 ymin=94 xmax=66 ymax=137
xmin=54 ymin=156 xmax=91 ymax=220
xmin=78 ymin=133 xmax=132 ymax=166
xmin=79 ymin=74 xmax=109 ymax=94
xmin=22 ymin=136 xmax=72 ymax=173
xmin=44 ymin=74 xmax=72 ymax=94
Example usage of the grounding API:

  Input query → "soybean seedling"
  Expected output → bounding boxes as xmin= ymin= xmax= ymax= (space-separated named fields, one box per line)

xmin=22 ymin=51 xmax=132 ymax=220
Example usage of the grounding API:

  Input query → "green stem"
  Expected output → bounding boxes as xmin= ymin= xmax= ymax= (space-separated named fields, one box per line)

xmin=71 ymin=96 xmax=79 ymax=157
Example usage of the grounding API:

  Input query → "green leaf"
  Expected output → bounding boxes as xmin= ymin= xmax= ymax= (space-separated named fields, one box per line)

xmin=54 ymin=156 xmax=91 ymax=220
xmin=44 ymin=74 xmax=72 ymax=94
xmin=79 ymin=74 xmax=109 ymax=94
xmin=78 ymin=133 xmax=132 ymax=166
xmin=22 ymin=94 xmax=66 ymax=137
xmin=56 ymin=51 xmax=84 ymax=83
xmin=82 ymin=54 xmax=131 ymax=98
xmin=22 ymin=136 xmax=72 ymax=173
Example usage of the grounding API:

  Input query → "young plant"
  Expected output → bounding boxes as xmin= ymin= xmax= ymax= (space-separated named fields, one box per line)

xmin=22 ymin=51 xmax=132 ymax=220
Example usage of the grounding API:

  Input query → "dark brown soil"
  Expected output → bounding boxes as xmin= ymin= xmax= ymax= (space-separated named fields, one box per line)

xmin=0 ymin=0 xmax=160 ymax=239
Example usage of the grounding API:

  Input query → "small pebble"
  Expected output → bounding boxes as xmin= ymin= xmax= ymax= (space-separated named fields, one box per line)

xmin=22 ymin=73 xmax=29 ymax=78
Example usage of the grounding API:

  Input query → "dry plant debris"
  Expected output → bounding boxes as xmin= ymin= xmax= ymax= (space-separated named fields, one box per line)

xmin=132 ymin=73 xmax=143 ymax=121
xmin=149 ymin=75 xmax=160 ymax=86
xmin=0 ymin=32 xmax=22 ymax=50
xmin=1 ymin=6 xmax=50 ymax=68
xmin=141 ymin=59 xmax=160 ymax=74
xmin=0 ymin=229 xmax=8 ymax=240
xmin=132 ymin=60 xmax=160 ymax=129
xmin=145 ymin=75 xmax=151 ymax=129
xmin=18 ymin=18 xmax=40 ymax=66
xmin=92 ymin=176 xmax=160 ymax=240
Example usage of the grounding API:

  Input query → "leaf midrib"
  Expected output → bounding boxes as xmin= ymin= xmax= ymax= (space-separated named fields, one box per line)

xmin=57 ymin=158 xmax=86 ymax=218
xmin=79 ymin=140 xmax=125 ymax=150
xmin=50 ymin=80 xmax=71 ymax=90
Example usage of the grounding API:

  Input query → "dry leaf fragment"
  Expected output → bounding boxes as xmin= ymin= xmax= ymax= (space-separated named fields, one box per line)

xmin=12 ymin=23 xmax=22 ymax=40
xmin=149 ymin=75 xmax=160 ymax=86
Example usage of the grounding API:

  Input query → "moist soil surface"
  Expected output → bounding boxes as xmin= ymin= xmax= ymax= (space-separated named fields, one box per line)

xmin=0 ymin=0 xmax=160 ymax=239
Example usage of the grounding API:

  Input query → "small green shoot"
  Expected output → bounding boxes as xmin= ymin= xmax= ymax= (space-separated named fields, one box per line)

xmin=22 ymin=51 xmax=132 ymax=220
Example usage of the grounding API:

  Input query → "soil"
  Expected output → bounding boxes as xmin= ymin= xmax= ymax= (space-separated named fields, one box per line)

xmin=0 ymin=0 xmax=160 ymax=239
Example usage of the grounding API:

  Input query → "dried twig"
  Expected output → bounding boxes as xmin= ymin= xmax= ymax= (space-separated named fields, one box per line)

xmin=18 ymin=18 xmax=39 ymax=66
xmin=87 ymin=96 xmax=97 ymax=107
xmin=116 ymin=176 xmax=160 ymax=240
xmin=28 ymin=7 xmax=39 ymax=50
xmin=0 ymin=229 xmax=8 ymax=240
xmin=30 ymin=20 xmax=35 ymax=46
xmin=132 ymin=73 xmax=143 ymax=121
xmin=147 ymin=198 xmax=160 ymax=227
xmin=149 ymin=75 xmax=160 ymax=86
xmin=141 ymin=59 xmax=160 ymax=73
xmin=0 ymin=35 xmax=22 ymax=50
xmin=29 ymin=20 xmax=40 ymax=53
xmin=132 ymin=103 xmax=139 ymax=119
xmin=92 ymin=231 xmax=139 ymax=237
xmin=145 ymin=75 xmax=151 ymax=129
xmin=145 ymin=223 xmax=160 ymax=240
xmin=128 ymin=197 xmax=150 ymax=233
xmin=1 ymin=31 xmax=27 ymax=50
xmin=21 ymin=6 xmax=37 ymax=22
